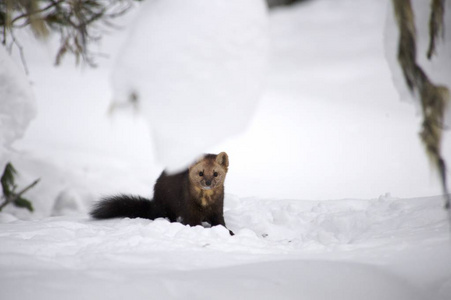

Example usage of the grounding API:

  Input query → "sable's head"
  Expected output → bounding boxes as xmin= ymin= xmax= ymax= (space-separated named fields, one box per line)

xmin=189 ymin=152 xmax=229 ymax=190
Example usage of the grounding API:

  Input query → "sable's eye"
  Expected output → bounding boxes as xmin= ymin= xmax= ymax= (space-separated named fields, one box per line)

xmin=214 ymin=172 xmax=218 ymax=177
xmin=199 ymin=171 xmax=204 ymax=177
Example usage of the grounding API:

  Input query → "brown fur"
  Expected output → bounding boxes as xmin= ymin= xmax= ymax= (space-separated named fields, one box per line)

xmin=91 ymin=152 xmax=233 ymax=235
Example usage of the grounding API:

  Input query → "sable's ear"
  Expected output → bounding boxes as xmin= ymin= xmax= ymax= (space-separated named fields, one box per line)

xmin=216 ymin=152 xmax=229 ymax=169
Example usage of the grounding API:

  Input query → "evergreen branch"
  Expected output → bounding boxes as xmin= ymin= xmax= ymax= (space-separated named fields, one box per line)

xmin=16 ymin=178 xmax=40 ymax=200
xmin=0 ymin=162 xmax=39 ymax=213
xmin=9 ymin=0 xmax=65 ymax=28
xmin=2 ymin=0 xmax=138 ymax=67
xmin=0 ymin=178 xmax=39 ymax=212
xmin=1 ymin=162 xmax=17 ymax=197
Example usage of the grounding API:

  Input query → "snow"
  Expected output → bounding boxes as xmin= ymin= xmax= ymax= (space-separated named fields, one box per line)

xmin=7 ymin=0 xmax=450 ymax=201
xmin=0 ymin=45 xmax=36 ymax=157
xmin=111 ymin=0 xmax=269 ymax=171
xmin=1 ymin=0 xmax=451 ymax=299
xmin=1 ymin=195 xmax=449 ymax=299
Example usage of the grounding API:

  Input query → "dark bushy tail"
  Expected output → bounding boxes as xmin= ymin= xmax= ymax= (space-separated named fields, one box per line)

xmin=90 ymin=195 xmax=158 ymax=220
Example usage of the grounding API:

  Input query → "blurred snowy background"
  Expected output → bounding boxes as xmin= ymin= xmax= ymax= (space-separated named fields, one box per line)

xmin=1 ymin=0 xmax=450 ymax=216
xmin=1 ymin=0 xmax=451 ymax=299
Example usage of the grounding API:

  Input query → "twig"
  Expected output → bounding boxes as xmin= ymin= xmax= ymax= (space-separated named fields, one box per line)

xmin=0 ymin=179 xmax=40 ymax=211
xmin=9 ymin=30 xmax=30 ymax=75
xmin=2 ymin=24 xmax=6 ymax=45
xmin=10 ymin=0 xmax=65 ymax=27
xmin=17 ymin=179 xmax=40 ymax=199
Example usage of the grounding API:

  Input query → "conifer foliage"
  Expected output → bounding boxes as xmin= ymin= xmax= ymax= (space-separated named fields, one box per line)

xmin=0 ymin=162 xmax=39 ymax=212
xmin=0 ymin=0 xmax=139 ymax=66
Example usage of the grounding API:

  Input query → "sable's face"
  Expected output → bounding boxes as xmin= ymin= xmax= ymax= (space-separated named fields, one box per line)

xmin=189 ymin=152 xmax=229 ymax=190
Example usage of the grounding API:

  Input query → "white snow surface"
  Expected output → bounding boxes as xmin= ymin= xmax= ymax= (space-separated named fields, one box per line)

xmin=1 ymin=194 xmax=450 ymax=300
xmin=1 ymin=0 xmax=451 ymax=299
xmin=111 ymin=0 xmax=269 ymax=171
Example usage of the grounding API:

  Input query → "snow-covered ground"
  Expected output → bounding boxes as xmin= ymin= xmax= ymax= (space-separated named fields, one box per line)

xmin=1 ymin=0 xmax=451 ymax=299
xmin=1 ymin=194 xmax=450 ymax=299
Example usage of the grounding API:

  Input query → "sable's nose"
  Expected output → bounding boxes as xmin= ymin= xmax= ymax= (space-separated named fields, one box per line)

xmin=206 ymin=180 xmax=212 ymax=186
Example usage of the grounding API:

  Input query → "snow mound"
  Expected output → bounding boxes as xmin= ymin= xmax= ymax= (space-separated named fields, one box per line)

xmin=0 ymin=46 xmax=36 ymax=153
xmin=51 ymin=189 xmax=87 ymax=216
xmin=111 ymin=0 xmax=269 ymax=171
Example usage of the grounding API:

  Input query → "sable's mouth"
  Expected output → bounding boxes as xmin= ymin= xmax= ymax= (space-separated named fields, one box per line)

xmin=201 ymin=186 xmax=212 ymax=190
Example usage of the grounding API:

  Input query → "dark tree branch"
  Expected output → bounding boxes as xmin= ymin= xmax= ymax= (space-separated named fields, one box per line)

xmin=0 ymin=179 xmax=39 ymax=212
xmin=10 ymin=0 xmax=65 ymax=27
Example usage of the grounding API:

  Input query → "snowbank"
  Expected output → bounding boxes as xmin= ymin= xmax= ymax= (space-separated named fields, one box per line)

xmin=0 ymin=195 xmax=449 ymax=299
xmin=0 ymin=46 xmax=36 ymax=158
xmin=111 ymin=0 xmax=269 ymax=171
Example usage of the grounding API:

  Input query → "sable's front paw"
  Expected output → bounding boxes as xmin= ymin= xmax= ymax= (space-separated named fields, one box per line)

xmin=229 ymin=230 xmax=235 ymax=236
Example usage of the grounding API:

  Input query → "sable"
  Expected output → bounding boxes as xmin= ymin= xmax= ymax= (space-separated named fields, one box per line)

xmin=90 ymin=152 xmax=233 ymax=235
